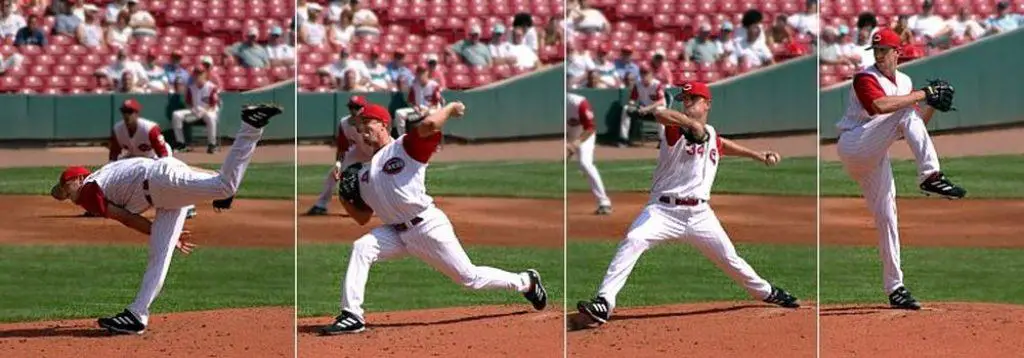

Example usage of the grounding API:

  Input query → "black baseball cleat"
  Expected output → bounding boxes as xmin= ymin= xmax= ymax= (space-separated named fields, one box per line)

xmin=306 ymin=206 xmax=328 ymax=216
xmin=919 ymin=172 xmax=966 ymax=199
xmin=206 ymin=143 xmax=219 ymax=154
xmin=241 ymin=103 xmax=283 ymax=129
xmin=594 ymin=205 xmax=613 ymax=215
xmin=763 ymin=286 xmax=800 ymax=308
xmin=97 ymin=309 xmax=145 ymax=335
xmin=523 ymin=269 xmax=547 ymax=310
xmin=889 ymin=286 xmax=922 ymax=310
xmin=320 ymin=310 xmax=366 ymax=335
xmin=577 ymin=296 xmax=611 ymax=324
xmin=212 ymin=196 xmax=235 ymax=212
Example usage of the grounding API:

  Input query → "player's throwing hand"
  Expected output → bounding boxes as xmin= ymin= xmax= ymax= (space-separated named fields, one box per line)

xmin=176 ymin=230 xmax=196 ymax=255
xmin=449 ymin=102 xmax=467 ymax=117
xmin=762 ymin=152 xmax=781 ymax=166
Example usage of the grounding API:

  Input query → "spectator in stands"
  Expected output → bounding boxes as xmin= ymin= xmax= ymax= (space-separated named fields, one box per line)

xmin=106 ymin=10 xmax=132 ymax=48
xmin=854 ymin=17 xmax=876 ymax=69
xmin=164 ymin=51 xmax=190 ymax=93
xmin=650 ymin=49 xmax=673 ymax=86
xmin=787 ymin=0 xmax=819 ymax=36
xmin=296 ymin=0 xmax=308 ymax=25
xmin=942 ymin=7 xmax=985 ymax=41
xmin=424 ymin=53 xmax=446 ymax=88
xmin=52 ymin=0 xmax=81 ymax=37
xmin=566 ymin=39 xmax=594 ymax=88
xmin=103 ymin=48 xmax=148 ymax=92
xmin=768 ymin=14 xmax=793 ymax=46
xmin=267 ymin=26 xmax=296 ymax=66
xmin=225 ymin=27 xmax=271 ymax=68
xmin=685 ymin=23 xmax=723 ymax=64
xmin=14 ymin=14 xmax=45 ymax=46
xmin=893 ymin=15 xmax=915 ymax=45
xmin=300 ymin=3 xmax=327 ymax=46
xmin=126 ymin=0 xmax=157 ymax=37
xmin=543 ymin=16 xmax=563 ymax=46
xmin=613 ymin=46 xmax=638 ymax=84
xmin=142 ymin=49 xmax=168 ymax=93
xmin=582 ymin=69 xmax=609 ymax=89
xmin=71 ymin=0 xmax=86 ymax=21
xmin=349 ymin=0 xmax=379 ymax=36
xmin=838 ymin=25 xmax=862 ymax=66
xmin=592 ymin=45 xmax=620 ymax=88
xmin=487 ymin=24 xmax=514 ymax=65
xmin=340 ymin=69 xmax=366 ymax=92
xmin=321 ymin=46 xmax=370 ymax=89
xmin=21 ymin=0 xmax=47 ymax=15
xmin=118 ymin=71 xmax=147 ymax=93
xmin=0 ymin=51 xmax=24 ymax=74
xmin=908 ymin=0 xmax=949 ymax=39
xmin=716 ymin=21 xmax=736 ymax=60
xmin=365 ymin=49 xmax=393 ymax=91
xmin=730 ymin=11 xmax=774 ymax=67
xmin=820 ymin=26 xmax=850 ymax=65
xmin=449 ymin=25 xmax=491 ymax=67
xmin=387 ymin=50 xmax=413 ymax=90
xmin=569 ymin=0 xmax=608 ymax=34
xmin=75 ymin=4 xmax=103 ymax=47
xmin=509 ymin=27 xmax=540 ymax=70
xmin=327 ymin=10 xmax=354 ymax=47
xmin=985 ymin=1 xmax=1022 ymax=34
xmin=105 ymin=0 xmax=127 ymax=24
xmin=0 ymin=3 xmax=25 ymax=40
xmin=513 ymin=12 xmax=538 ymax=53
xmin=327 ymin=0 xmax=345 ymax=23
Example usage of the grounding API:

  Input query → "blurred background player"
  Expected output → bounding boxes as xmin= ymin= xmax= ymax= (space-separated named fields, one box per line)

xmin=567 ymin=92 xmax=612 ymax=215
xmin=393 ymin=65 xmax=443 ymax=137
xmin=306 ymin=95 xmax=371 ymax=216
xmin=171 ymin=67 xmax=221 ymax=154
xmin=619 ymin=65 xmax=666 ymax=147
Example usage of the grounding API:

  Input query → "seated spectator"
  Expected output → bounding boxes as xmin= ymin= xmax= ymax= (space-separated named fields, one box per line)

xmin=893 ymin=15 xmax=915 ymax=44
xmin=820 ymin=27 xmax=850 ymax=65
xmin=613 ymin=46 xmax=638 ymax=83
xmin=716 ymin=22 xmax=736 ymax=60
xmin=543 ymin=16 xmax=563 ymax=46
xmin=296 ymin=0 xmax=308 ymax=25
xmin=943 ymin=7 xmax=985 ymax=41
xmin=364 ymin=48 xmax=393 ymax=91
xmin=101 ymin=48 xmax=148 ymax=92
xmin=299 ymin=3 xmax=326 ymax=46
xmin=854 ymin=20 xmax=875 ymax=69
xmin=513 ymin=12 xmax=538 ymax=53
xmin=985 ymin=1 xmax=1022 ymax=35
xmin=320 ymin=46 xmax=370 ymax=89
xmin=424 ymin=53 xmax=446 ymax=88
xmin=386 ymin=49 xmax=413 ymax=90
xmin=650 ymin=49 xmax=673 ymax=86
xmin=126 ymin=0 xmax=157 ymax=37
xmin=569 ymin=0 xmax=608 ymax=34
xmin=487 ymin=24 xmax=514 ymax=65
xmin=449 ymin=25 xmax=492 ymax=67
xmin=509 ymin=27 xmax=540 ymax=70
xmin=106 ymin=10 xmax=132 ymax=48
xmin=52 ymin=0 xmax=82 ymax=37
xmin=582 ymin=69 xmax=610 ymax=89
xmin=349 ymin=0 xmax=379 ymax=36
xmin=327 ymin=10 xmax=354 ymax=47
xmin=141 ymin=50 xmax=168 ymax=92
xmin=119 ymin=71 xmax=148 ymax=93
xmin=566 ymin=40 xmax=594 ymax=87
xmin=908 ymin=0 xmax=949 ymax=39
xmin=14 ymin=14 xmax=45 ymax=46
xmin=71 ymin=0 xmax=86 ymax=21
xmin=0 ymin=4 xmax=25 ymax=40
xmin=339 ymin=69 xmax=367 ymax=92
xmin=225 ymin=27 xmax=271 ymax=68
xmin=105 ymin=0 xmax=127 ymax=24
xmin=591 ymin=45 xmax=620 ymax=88
xmin=838 ymin=25 xmax=863 ymax=66
xmin=267 ymin=26 xmax=296 ymax=66
xmin=327 ymin=0 xmax=346 ymax=23
xmin=729 ymin=12 xmax=774 ymax=67
xmin=163 ymin=51 xmax=190 ymax=93
xmin=787 ymin=0 xmax=819 ymax=36
xmin=854 ymin=12 xmax=878 ymax=45
xmin=21 ymin=0 xmax=47 ymax=15
xmin=685 ymin=24 xmax=723 ymax=64
xmin=75 ymin=4 xmax=104 ymax=47
xmin=0 ymin=51 xmax=24 ymax=74
xmin=768 ymin=15 xmax=793 ymax=46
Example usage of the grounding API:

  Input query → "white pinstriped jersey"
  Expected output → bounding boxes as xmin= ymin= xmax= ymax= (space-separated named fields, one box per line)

xmin=358 ymin=135 xmax=433 ymax=224
xmin=337 ymin=115 xmax=373 ymax=164
xmin=629 ymin=79 xmax=667 ymax=106
xmin=112 ymin=118 xmax=171 ymax=159
xmin=85 ymin=157 xmax=155 ymax=214
xmin=186 ymin=81 xmax=221 ymax=112
xmin=407 ymin=80 xmax=443 ymax=109
xmin=649 ymin=124 xmax=722 ymax=202
xmin=566 ymin=93 xmax=595 ymax=140
xmin=836 ymin=66 xmax=913 ymax=133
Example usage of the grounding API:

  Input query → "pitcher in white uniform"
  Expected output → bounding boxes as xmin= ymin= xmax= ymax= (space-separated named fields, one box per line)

xmin=109 ymin=98 xmax=197 ymax=219
xmin=49 ymin=104 xmax=283 ymax=335
xmin=567 ymin=92 xmax=612 ymax=215
xmin=577 ymin=82 xmax=800 ymax=325
xmin=319 ymin=102 xmax=548 ymax=335
xmin=306 ymin=96 xmax=373 ymax=216
xmin=835 ymin=28 xmax=966 ymax=310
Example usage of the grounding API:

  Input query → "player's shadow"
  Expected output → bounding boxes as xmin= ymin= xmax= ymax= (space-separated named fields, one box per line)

xmin=298 ymin=310 xmax=530 ymax=334
xmin=567 ymin=304 xmax=765 ymax=331
xmin=38 ymin=215 xmax=97 ymax=219
xmin=819 ymin=305 xmax=900 ymax=317
xmin=0 ymin=326 xmax=111 ymax=338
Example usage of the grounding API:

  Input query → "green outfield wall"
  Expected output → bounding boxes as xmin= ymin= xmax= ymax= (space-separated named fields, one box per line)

xmin=820 ymin=29 xmax=1024 ymax=140
xmin=576 ymin=56 xmax=817 ymax=140
xmin=297 ymin=64 xmax=564 ymax=141
xmin=0 ymin=81 xmax=295 ymax=142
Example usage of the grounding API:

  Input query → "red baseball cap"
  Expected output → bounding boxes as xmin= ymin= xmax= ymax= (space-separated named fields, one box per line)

xmin=360 ymin=103 xmax=391 ymax=127
xmin=59 ymin=166 xmax=91 ymax=185
xmin=679 ymin=81 xmax=712 ymax=100
xmin=121 ymin=98 xmax=142 ymax=112
xmin=348 ymin=95 xmax=367 ymax=107
xmin=869 ymin=28 xmax=902 ymax=50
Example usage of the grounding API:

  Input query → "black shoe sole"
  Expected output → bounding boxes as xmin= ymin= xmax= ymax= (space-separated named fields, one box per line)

xmin=890 ymin=303 xmax=922 ymax=310
xmin=319 ymin=326 xmax=366 ymax=335
xmin=98 ymin=322 xmax=144 ymax=335
xmin=920 ymin=190 xmax=964 ymax=200
xmin=525 ymin=269 xmax=547 ymax=311
xmin=576 ymin=301 xmax=608 ymax=324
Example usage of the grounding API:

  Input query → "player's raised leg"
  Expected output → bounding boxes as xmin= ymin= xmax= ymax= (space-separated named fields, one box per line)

xmin=322 ymin=226 xmax=408 ymax=335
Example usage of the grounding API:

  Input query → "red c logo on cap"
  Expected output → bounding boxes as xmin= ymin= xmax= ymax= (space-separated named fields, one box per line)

xmin=682 ymin=83 xmax=693 ymax=91
xmin=872 ymin=34 xmax=882 ymax=42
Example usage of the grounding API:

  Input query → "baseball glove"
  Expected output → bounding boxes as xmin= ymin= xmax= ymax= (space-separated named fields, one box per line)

xmin=338 ymin=163 xmax=368 ymax=209
xmin=682 ymin=126 xmax=710 ymax=144
xmin=921 ymin=79 xmax=956 ymax=112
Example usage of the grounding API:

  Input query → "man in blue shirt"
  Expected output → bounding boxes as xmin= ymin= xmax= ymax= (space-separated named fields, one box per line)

xmin=163 ymin=51 xmax=190 ymax=93
xmin=386 ymin=49 xmax=413 ymax=91
xmin=986 ymin=1 xmax=1022 ymax=34
xmin=613 ymin=46 xmax=640 ymax=86
xmin=14 ymin=15 xmax=46 ymax=47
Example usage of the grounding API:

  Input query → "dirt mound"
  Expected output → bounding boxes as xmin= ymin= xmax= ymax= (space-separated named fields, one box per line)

xmin=298 ymin=196 xmax=563 ymax=248
xmin=821 ymin=302 xmax=1024 ymax=357
xmin=297 ymin=305 xmax=562 ymax=357
xmin=0 ymin=307 xmax=293 ymax=358
xmin=0 ymin=196 xmax=293 ymax=248
xmin=569 ymin=193 xmax=816 ymax=245
xmin=567 ymin=301 xmax=816 ymax=357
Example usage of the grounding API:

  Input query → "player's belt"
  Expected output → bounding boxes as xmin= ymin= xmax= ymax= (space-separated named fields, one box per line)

xmin=658 ymin=196 xmax=705 ymax=206
xmin=393 ymin=216 xmax=424 ymax=232
xmin=142 ymin=180 xmax=153 ymax=206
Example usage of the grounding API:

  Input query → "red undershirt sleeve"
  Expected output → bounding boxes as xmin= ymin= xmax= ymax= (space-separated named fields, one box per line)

xmin=75 ymin=182 xmax=108 ymax=217
xmin=403 ymin=132 xmax=443 ymax=163
xmin=852 ymin=73 xmax=886 ymax=115
xmin=148 ymin=125 xmax=169 ymax=158
xmin=579 ymin=100 xmax=595 ymax=131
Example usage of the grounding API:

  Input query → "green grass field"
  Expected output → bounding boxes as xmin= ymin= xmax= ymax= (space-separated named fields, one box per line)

xmin=821 ymin=155 xmax=1024 ymax=198
xmin=0 ymin=245 xmax=293 ymax=323
xmin=570 ymin=157 xmax=817 ymax=196
xmin=297 ymin=243 xmax=563 ymax=317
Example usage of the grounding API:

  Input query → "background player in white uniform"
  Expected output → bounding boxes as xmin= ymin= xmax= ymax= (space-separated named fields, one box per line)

xmin=567 ymin=92 xmax=612 ymax=215
xmin=577 ymin=82 xmax=799 ymax=325
xmin=319 ymin=103 xmax=547 ymax=334
xmin=619 ymin=65 xmax=666 ymax=147
xmin=171 ymin=67 xmax=221 ymax=154
xmin=835 ymin=28 xmax=966 ymax=310
xmin=393 ymin=66 xmax=444 ymax=137
xmin=49 ymin=104 xmax=282 ymax=335
xmin=306 ymin=96 xmax=372 ymax=215
xmin=109 ymin=98 xmax=196 ymax=219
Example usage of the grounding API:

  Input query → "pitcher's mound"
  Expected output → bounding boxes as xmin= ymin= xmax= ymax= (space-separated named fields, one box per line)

xmin=821 ymin=302 xmax=1024 ymax=357
xmin=568 ymin=301 xmax=816 ymax=357
xmin=0 ymin=307 xmax=293 ymax=357
xmin=298 ymin=305 xmax=562 ymax=357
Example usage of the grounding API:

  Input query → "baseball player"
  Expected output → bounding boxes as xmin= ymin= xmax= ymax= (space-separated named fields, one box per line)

xmin=393 ymin=65 xmax=444 ymax=137
xmin=50 ymin=104 xmax=282 ymax=335
xmin=567 ymin=92 xmax=612 ymax=215
xmin=306 ymin=96 xmax=372 ymax=216
xmin=109 ymin=98 xmax=196 ymax=219
xmin=577 ymin=82 xmax=799 ymax=325
xmin=835 ymin=28 xmax=965 ymax=310
xmin=171 ymin=67 xmax=221 ymax=154
xmin=319 ymin=102 xmax=547 ymax=335
xmin=618 ymin=65 xmax=666 ymax=147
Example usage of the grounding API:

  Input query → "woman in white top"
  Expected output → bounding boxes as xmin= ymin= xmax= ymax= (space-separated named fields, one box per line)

xmin=106 ymin=11 xmax=133 ymax=48
xmin=299 ymin=5 xmax=326 ymax=46
xmin=328 ymin=10 xmax=354 ymax=47
xmin=76 ymin=6 xmax=104 ymax=48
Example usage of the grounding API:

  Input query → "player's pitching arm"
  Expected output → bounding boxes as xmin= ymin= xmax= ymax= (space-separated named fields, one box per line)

xmin=104 ymin=204 xmax=196 ymax=254
xmin=720 ymin=138 xmax=780 ymax=166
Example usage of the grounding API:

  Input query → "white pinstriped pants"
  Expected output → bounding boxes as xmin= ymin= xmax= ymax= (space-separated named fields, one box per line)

xmin=836 ymin=107 xmax=940 ymax=294
xmin=575 ymin=135 xmax=611 ymax=207
xmin=341 ymin=206 xmax=532 ymax=321
xmin=595 ymin=203 xmax=773 ymax=313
